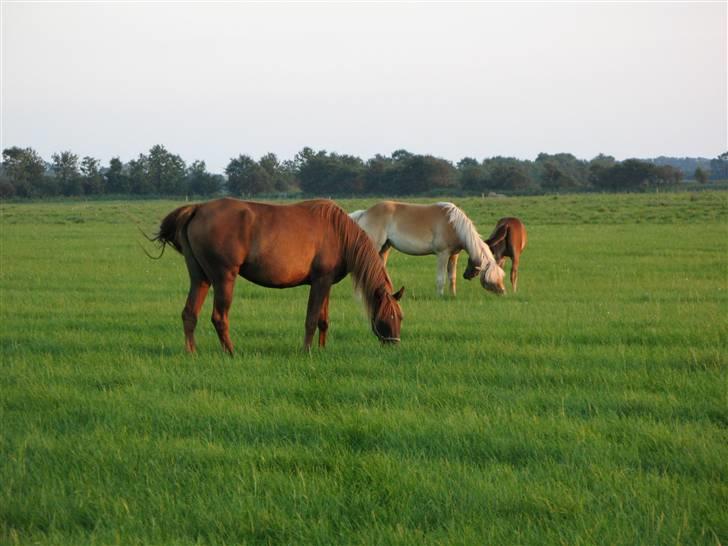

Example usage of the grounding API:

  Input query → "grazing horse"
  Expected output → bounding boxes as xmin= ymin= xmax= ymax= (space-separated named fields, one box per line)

xmin=154 ymin=198 xmax=404 ymax=355
xmin=349 ymin=201 xmax=505 ymax=296
xmin=464 ymin=217 xmax=527 ymax=292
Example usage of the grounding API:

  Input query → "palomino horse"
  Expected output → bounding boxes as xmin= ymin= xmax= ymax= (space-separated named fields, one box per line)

xmin=465 ymin=217 xmax=527 ymax=292
xmin=154 ymin=198 xmax=404 ymax=354
xmin=349 ymin=201 xmax=505 ymax=296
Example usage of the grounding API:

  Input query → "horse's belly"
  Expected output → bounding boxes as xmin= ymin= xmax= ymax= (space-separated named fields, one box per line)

xmin=387 ymin=233 xmax=435 ymax=256
xmin=239 ymin=261 xmax=311 ymax=288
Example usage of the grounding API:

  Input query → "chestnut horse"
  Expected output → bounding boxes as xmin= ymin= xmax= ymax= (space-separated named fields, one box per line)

xmin=154 ymin=198 xmax=404 ymax=354
xmin=464 ymin=217 xmax=527 ymax=292
xmin=349 ymin=201 xmax=505 ymax=296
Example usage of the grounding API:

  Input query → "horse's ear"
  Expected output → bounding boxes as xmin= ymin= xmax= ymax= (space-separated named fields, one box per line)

xmin=487 ymin=223 xmax=508 ymax=248
xmin=392 ymin=286 xmax=405 ymax=301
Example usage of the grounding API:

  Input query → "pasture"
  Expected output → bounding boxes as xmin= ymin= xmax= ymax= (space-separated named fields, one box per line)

xmin=1 ymin=192 xmax=726 ymax=545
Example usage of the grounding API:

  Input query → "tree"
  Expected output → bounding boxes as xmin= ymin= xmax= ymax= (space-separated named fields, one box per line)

xmin=52 ymin=151 xmax=82 ymax=196
xmin=226 ymin=155 xmax=273 ymax=195
xmin=187 ymin=160 xmax=222 ymax=196
xmin=364 ymin=154 xmax=395 ymax=194
xmin=539 ymin=160 xmax=580 ymax=190
xmin=593 ymin=159 xmax=656 ymax=191
xmin=694 ymin=167 xmax=709 ymax=184
xmin=259 ymin=153 xmax=297 ymax=192
xmin=148 ymin=145 xmax=187 ymax=194
xmin=0 ymin=177 xmax=16 ymax=199
xmin=482 ymin=157 xmax=534 ymax=191
xmin=328 ymin=153 xmax=366 ymax=194
xmin=709 ymin=152 xmax=728 ymax=180
xmin=650 ymin=165 xmax=682 ymax=186
xmin=535 ymin=153 xmax=588 ymax=190
xmin=296 ymin=150 xmax=329 ymax=194
xmin=258 ymin=153 xmax=279 ymax=179
xmin=105 ymin=157 xmax=130 ymax=194
xmin=278 ymin=159 xmax=300 ymax=193
xmin=391 ymin=149 xmax=414 ymax=162
xmin=588 ymin=154 xmax=617 ymax=188
xmin=2 ymin=147 xmax=47 ymax=197
xmin=296 ymin=150 xmax=365 ymax=195
xmin=457 ymin=157 xmax=488 ymax=192
xmin=80 ymin=156 xmax=105 ymax=194
xmin=390 ymin=153 xmax=457 ymax=195
xmin=128 ymin=154 xmax=154 ymax=194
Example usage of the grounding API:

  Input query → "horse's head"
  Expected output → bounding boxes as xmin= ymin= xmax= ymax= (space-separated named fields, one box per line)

xmin=371 ymin=286 xmax=405 ymax=344
xmin=463 ymin=255 xmax=506 ymax=295
xmin=462 ymin=256 xmax=480 ymax=281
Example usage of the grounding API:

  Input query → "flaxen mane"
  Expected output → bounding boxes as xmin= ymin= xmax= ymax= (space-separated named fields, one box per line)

xmin=436 ymin=202 xmax=496 ymax=263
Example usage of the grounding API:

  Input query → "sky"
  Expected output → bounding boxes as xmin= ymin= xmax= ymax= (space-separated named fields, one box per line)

xmin=2 ymin=1 xmax=726 ymax=173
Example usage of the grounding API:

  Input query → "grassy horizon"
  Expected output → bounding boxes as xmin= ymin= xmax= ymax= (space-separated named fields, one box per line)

xmin=1 ymin=192 xmax=726 ymax=545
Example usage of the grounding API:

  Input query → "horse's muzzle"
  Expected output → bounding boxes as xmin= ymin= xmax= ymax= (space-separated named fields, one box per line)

xmin=372 ymin=321 xmax=401 ymax=344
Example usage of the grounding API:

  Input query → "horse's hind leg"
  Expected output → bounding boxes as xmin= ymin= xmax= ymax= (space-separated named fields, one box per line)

xmin=447 ymin=253 xmax=460 ymax=296
xmin=182 ymin=254 xmax=210 ymax=353
xmin=210 ymin=270 xmax=237 ymax=356
xmin=511 ymin=253 xmax=520 ymax=292
xmin=183 ymin=281 xmax=210 ymax=353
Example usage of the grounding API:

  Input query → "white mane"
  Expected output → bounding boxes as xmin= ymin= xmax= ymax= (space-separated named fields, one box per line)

xmin=436 ymin=202 xmax=495 ymax=266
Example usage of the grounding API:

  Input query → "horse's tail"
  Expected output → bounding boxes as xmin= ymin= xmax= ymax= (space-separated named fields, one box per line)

xmin=154 ymin=204 xmax=199 ymax=254
xmin=349 ymin=209 xmax=365 ymax=224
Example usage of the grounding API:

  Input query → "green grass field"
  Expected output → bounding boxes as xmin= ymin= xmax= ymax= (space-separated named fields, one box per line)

xmin=1 ymin=192 xmax=727 ymax=545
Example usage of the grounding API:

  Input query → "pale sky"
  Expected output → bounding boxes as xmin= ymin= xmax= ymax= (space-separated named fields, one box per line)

xmin=2 ymin=1 xmax=726 ymax=173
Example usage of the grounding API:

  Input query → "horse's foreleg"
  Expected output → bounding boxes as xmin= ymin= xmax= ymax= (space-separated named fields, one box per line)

xmin=304 ymin=279 xmax=331 ymax=351
xmin=436 ymin=252 xmax=449 ymax=296
xmin=318 ymin=293 xmax=330 ymax=348
xmin=447 ymin=253 xmax=460 ymax=296
xmin=211 ymin=271 xmax=237 ymax=356
xmin=379 ymin=242 xmax=392 ymax=267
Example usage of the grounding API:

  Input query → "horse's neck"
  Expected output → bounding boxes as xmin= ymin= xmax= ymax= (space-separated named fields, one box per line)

xmin=456 ymin=221 xmax=492 ymax=266
xmin=344 ymin=231 xmax=390 ymax=310
xmin=441 ymin=203 xmax=489 ymax=264
xmin=464 ymin=230 xmax=499 ymax=268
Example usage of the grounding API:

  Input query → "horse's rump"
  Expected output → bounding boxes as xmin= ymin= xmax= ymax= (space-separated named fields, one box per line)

xmin=484 ymin=217 xmax=526 ymax=292
xmin=155 ymin=204 xmax=199 ymax=253
xmin=487 ymin=217 xmax=527 ymax=257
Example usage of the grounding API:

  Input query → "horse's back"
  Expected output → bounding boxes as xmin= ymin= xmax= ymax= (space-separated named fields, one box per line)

xmin=185 ymin=198 xmax=344 ymax=287
xmin=354 ymin=200 xmax=460 ymax=255
xmin=495 ymin=217 xmax=527 ymax=253
xmin=350 ymin=201 xmax=397 ymax=248
xmin=392 ymin=202 xmax=458 ymax=252
xmin=190 ymin=198 xmax=336 ymax=242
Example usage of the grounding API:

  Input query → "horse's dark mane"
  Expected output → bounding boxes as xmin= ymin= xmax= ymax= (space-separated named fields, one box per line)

xmin=311 ymin=201 xmax=393 ymax=316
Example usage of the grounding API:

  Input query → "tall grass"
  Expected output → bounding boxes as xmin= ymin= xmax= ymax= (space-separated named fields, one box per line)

xmin=1 ymin=192 xmax=726 ymax=545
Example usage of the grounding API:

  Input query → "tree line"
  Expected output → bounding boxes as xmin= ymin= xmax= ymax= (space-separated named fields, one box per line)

xmin=2 ymin=145 xmax=726 ymax=200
